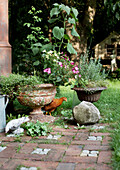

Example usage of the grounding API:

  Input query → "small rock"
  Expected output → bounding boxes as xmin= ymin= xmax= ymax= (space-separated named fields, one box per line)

xmin=96 ymin=136 xmax=102 ymax=141
xmin=82 ymin=150 xmax=89 ymax=154
xmin=47 ymin=134 xmax=61 ymax=140
xmin=90 ymin=151 xmax=99 ymax=154
xmin=29 ymin=167 xmax=37 ymax=170
xmin=73 ymin=101 xmax=100 ymax=125
xmin=80 ymin=152 xmax=88 ymax=156
xmin=88 ymin=153 xmax=98 ymax=157
xmin=31 ymin=148 xmax=51 ymax=155
xmin=0 ymin=146 xmax=7 ymax=152
xmin=87 ymin=136 xmax=96 ymax=140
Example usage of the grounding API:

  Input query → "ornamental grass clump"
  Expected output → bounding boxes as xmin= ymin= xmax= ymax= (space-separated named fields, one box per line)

xmin=70 ymin=53 xmax=108 ymax=88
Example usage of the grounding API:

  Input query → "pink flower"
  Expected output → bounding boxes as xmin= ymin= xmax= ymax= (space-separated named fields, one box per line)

xmin=43 ymin=68 xmax=51 ymax=74
xmin=58 ymin=62 xmax=63 ymax=67
xmin=79 ymin=74 xmax=81 ymax=77
xmin=75 ymin=70 xmax=79 ymax=74
xmin=74 ymin=66 xmax=79 ymax=70
xmin=65 ymin=65 xmax=67 ymax=69
xmin=72 ymin=69 xmax=76 ymax=74
xmin=70 ymin=61 xmax=74 ymax=65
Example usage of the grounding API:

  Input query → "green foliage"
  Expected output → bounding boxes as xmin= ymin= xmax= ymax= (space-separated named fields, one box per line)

xmin=48 ymin=3 xmax=80 ymax=54
xmin=41 ymin=50 xmax=74 ymax=86
xmin=104 ymin=0 xmax=120 ymax=21
xmin=0 ymin=74 xmax=43 ymax=101
xmin=70 ymin=53 xmax=108 ymax=88
xmin=23 ymin=121 xmax=51 ymax=137
xmin=16 ymin=6 xmax=50 ymax=75
xmin=111 ymin=126 xmax=120 ymax=169
xmin=6 ymin=113 xmax=26 ymax=123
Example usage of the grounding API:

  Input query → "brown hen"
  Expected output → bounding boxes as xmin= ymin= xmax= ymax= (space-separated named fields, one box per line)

xmin=44 ymin=97 xmax=67 ymax=115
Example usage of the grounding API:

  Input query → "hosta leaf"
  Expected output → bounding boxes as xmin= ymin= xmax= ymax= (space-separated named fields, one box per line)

xmin=67 ymin=43 xmax=77 ymax=55
xmin=50 ymin=8 xmax=60 ymax=17
xmin=53 ymin=26 xmax=64 ymax=40
xmin=71 ymin=26 xmax=80 ymax=37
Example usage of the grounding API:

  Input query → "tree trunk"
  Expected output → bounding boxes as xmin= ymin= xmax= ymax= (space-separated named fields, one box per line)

xmin=72 ymin=0 xmax=97 ymax=61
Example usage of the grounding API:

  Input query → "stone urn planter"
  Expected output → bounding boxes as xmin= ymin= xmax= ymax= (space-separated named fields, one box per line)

xmin=17 ymin=84 xmax=56 ymax=115
xmin=72 ymin=86 xmax=107 ymax=102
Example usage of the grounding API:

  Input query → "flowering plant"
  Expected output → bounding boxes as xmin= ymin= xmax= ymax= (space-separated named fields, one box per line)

xmin=70 ymin=53 xmax=108 ymax=88
xmin=41 ymin=50 xmax=75 ymax=86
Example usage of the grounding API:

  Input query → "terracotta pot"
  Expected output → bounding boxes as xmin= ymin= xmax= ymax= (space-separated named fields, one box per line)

xmin=17 ymin=84 xmax=56 ymax=114
xmin=72 ymin=86 xmax=107 ymax=102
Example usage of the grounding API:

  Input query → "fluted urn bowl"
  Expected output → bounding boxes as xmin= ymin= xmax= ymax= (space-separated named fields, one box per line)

xmin=72 ymin=86 xmax=107 ymax=103
xmin=17 ymin=84 xmax=56 ymax=114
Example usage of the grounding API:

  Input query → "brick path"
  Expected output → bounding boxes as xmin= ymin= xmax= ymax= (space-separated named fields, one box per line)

xmin=0 ymin=123 xmax=112 ymax=170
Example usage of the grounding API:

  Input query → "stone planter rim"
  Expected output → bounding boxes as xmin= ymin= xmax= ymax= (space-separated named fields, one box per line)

xmin=72 ymin=86 xmax=107 ymax=92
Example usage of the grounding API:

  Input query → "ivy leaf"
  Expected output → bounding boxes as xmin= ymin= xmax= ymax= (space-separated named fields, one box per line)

xmin=50 ymin=8 xmax=60 ymax=17
xmin=72 ymin=7 xmax=78 ymax=18
xmin=71 ymin=26 xmax=80 ymax=37
xmin=53 ymin=26 xmax=64 ymax=40
xmin=68 ymin=18 xmax=75 ymax=24
xmin=67 ymin=43 xmax=77 ymax=55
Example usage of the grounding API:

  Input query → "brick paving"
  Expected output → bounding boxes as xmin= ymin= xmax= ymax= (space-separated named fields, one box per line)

xmin=0 ymin=123 xmax=112 ymax=170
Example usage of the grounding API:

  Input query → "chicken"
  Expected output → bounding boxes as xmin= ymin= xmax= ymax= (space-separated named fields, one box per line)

xmin=44 ymin=97 xmax=67 ymax=115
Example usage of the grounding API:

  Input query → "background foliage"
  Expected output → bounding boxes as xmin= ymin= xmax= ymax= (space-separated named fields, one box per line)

xmin=8 ymin=0 xmax=120 ymax=73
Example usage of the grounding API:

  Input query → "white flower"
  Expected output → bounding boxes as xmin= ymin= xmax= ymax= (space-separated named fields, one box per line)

xmin=42 ymin=50 xmax=46 ymax=53
xmin=48 ymin=50 xmax=53 ymax=54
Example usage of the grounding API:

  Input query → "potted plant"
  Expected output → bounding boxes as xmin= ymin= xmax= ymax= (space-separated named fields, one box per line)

xmin=70 ymin=53 xmax=108 ymax=102
xmin=0 ymin=74 xmax=56 ymax=115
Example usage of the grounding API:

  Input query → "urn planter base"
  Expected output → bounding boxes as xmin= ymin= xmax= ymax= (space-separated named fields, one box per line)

xmin=72 ymin=87 xmax=107 ymax=102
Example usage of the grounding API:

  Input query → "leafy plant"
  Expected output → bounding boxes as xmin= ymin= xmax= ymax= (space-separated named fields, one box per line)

xmin=22 ymin=121 xmax=51 ymax=137
xmin=16 ymin=6 xmax=50 ymax=75
xmin=0 ymin=74 xmax=43 ymax=102
xmin=70 ymin=53 xmax=108 ymax=88
xmin=41 ymin=50 xmax=75 ymax=86
xmin=48 ymin=3 xmax=80 ymax=54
